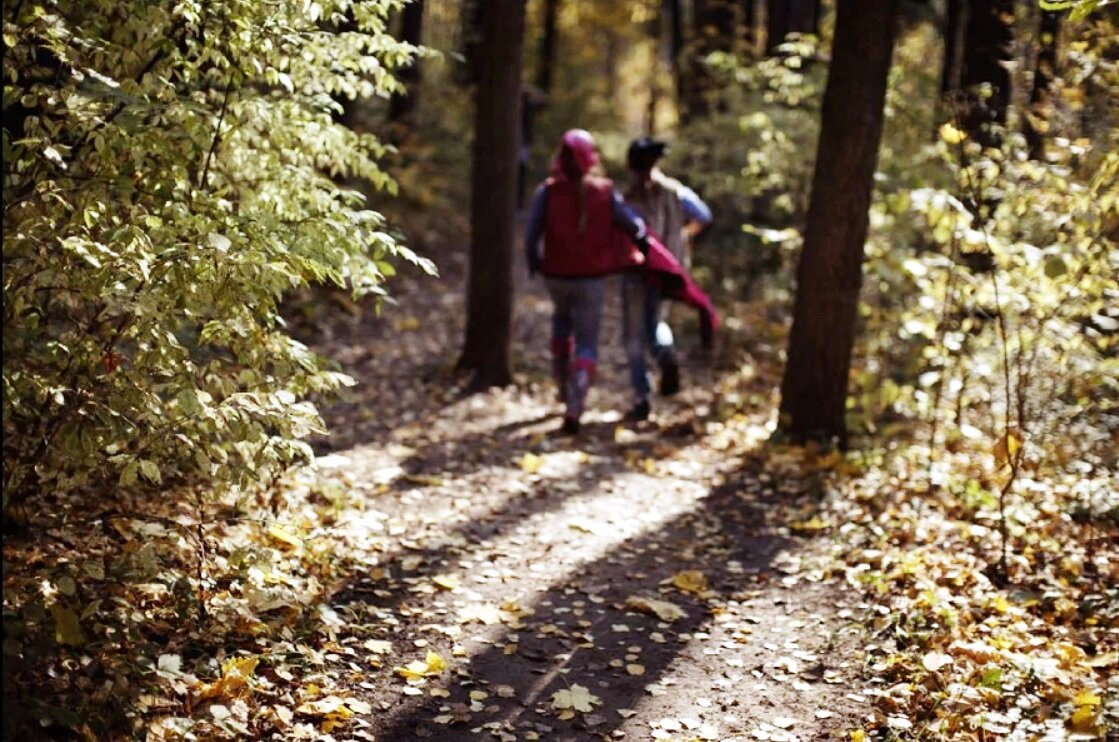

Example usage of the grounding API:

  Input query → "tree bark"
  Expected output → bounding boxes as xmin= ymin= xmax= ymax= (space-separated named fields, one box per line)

xmin=456 ymin=0 xmax=485 ymax=86
xmin=778 ymin=0 xmax=898 ymax=448
xmin=389 ymin=0 xmax=425 ymax=124
xmin=1024 ymin=10 xmax=1060 ymax=159
xmin=665 ymin=0 xmax=684 ymax=110
xmin=536 ymin=0 xmax=559 ymax=93
xmin=742 ymin=0 xmax=757 ymax=56
xmin=457 ymin=0 xmax=527 ymax=389
xmin=681 ymin=0 xmax=737 ymax=121
xmin=765 ymin=0 xmax=819 ymax=55
xmin=940 ymin=0 xmax=966 ymax=98
xmin=959 ymin=0 xmax=1014 ymax=147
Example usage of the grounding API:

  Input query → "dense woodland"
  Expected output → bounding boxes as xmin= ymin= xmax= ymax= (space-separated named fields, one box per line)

xmin=2 ymin=0 xmax=1117 ymax=739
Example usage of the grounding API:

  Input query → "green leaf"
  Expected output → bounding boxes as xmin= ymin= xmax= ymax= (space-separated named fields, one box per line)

xmin=51 ymin=604 xmax=86 ymax=647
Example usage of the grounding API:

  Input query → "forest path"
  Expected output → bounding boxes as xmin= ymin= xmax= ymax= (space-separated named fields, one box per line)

xmin=292 ymin=240 xmax=874 ymax=741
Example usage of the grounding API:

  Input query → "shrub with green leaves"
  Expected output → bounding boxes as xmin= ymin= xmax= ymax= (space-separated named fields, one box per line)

xmin=2 ymin=0 xmax=433 ymax=506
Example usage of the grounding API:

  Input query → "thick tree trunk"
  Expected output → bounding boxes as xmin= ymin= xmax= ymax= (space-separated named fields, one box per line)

xmin=457 ymin=0 xmax=527 ymax=389
xmin=766 ymin=0 xmax=819 ymax=55
xmin=1024 ymin=10 xmax=1060 ymax=159
xmin=536 ymin=0 xmax=559 ymax=93
xmin=388 ymin=0 xmax=425 ymax=124
xmin=959 ymin=0 xmax=1014 ymax=147
xmin=778 ymin=0 xmax=898 ymax=448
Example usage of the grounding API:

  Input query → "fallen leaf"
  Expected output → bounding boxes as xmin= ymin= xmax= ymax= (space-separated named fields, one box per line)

xmin=550 ymin=684 xmax=600 ymax=713
xmin=393 ymin=651 xmax=448 ymax=681
xmin=625 ymin=595 xmax=687 ymax=622
xmin=671 ymin=570 xmax=709 ymax=595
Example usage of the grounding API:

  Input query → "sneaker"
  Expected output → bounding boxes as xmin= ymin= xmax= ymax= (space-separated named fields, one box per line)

xmin=625 ymin=400 xmax=651 ymax=422
xmin=561 ymin=416 xmax=581 ymax=435
xmin=659 ymin=355 xmax=680 ymax=396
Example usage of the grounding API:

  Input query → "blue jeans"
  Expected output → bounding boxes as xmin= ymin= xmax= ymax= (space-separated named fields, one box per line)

xmin=622 ymin=272 xmax=674 ymax=401
xmin=545 ymin=277 xmax=606 ymax=363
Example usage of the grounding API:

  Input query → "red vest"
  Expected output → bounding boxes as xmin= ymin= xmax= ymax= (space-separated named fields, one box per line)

xmin=541 ymin=176 xmax=636 ymax=278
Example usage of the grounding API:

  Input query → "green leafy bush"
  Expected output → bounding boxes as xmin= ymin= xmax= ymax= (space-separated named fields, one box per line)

xmin=2 ymin=0 xmax=433 ymax=506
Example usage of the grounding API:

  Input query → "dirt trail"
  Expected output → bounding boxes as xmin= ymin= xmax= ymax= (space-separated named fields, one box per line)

xmin=292 ymin=242 xmax=874 ymax=741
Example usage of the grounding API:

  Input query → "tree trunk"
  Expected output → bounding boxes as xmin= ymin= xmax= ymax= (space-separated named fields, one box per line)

xmin=666 ymin=0 xmax=684 ymax=111
xmin=940 ymin=0 xmax=966 ymax=98
xmin=742 ymin=0 xmax=757 ymax=56
xmin=681 ymin=0 xmax=737 ymax=121
xmin=778 ymin=0 xmax=898 ymax=448
xmin=959 ymin=0 xmax=1014 ymax=147
xmin=457 ymin=0 xmax=527 ymax=389
xmin=1024 ymin=10 xmax=1060 ymax=159
xmin=536 ymin=0 xmax=559 ymax=93
xmin=766 ymin=0 xmax=819 ymax=55
xmin=456 ymin=0 xmax=485 ymax=86
xmin=389 ymin=0 xmax=425 ymax=124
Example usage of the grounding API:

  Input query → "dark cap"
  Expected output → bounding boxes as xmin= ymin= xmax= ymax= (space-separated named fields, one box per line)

xmin=627 ymin=136 xmax=668 ymax=171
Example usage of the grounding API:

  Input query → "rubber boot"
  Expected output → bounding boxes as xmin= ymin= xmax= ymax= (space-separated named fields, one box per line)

xmin=563 ymin=358 xmax=596 ymax=433
xmin=550 ymin=337 xmax=573 ymax=403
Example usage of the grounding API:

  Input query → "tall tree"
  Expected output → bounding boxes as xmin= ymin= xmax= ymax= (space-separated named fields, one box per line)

xmin=458 ymin=0 xmax=527 ymax=388
xmin=766 ymin=0 xmax=820 ymax=55
xmin=940 ymin=0 xmax=967 ymax=98
xmin=778 ymin=0 xmax=898 ymax=448
xmin=742 ymin=0 xmax=758 ymax=55
xmin=536 ymin=0 xmax=560 ymax=93
xmin=681 ymin=0 xmax=738 ymax=121
xmin=959 ymin=0 xmax=1014 ymax=147
xmin=665 ymin=0 xmax=685 ymax=109
xmin=389 ymin=0 xmax=425 ymax=124
xmin=457 ymin=0 xmax=485 ymax=86
xmin=1024 ymin=9 xmax=1061 ymax=159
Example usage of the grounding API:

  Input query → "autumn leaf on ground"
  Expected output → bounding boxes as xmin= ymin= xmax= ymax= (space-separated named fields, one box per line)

xmin=520 ymin=452 xmax=543 ymax=473
xmin=195 ymin=657 xmax=259 ymax=701
xmin=394 ymin=651 xmax=448 ymax=682
xmin=551 ymin=684 xmax=601 ymax=714
xmin=670 ymin=570 xmax=709 ymax=595
xmin=625 ymin=595 xmax=687 ymax=622
xmin=266 ymin=524 xmax=304 ymax=551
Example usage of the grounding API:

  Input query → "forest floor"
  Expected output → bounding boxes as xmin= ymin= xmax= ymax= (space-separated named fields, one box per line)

xmin=3 ymin=232 xmax=1115 ymax=742
xmin=282 ymin=236 xmax=874 ymax=741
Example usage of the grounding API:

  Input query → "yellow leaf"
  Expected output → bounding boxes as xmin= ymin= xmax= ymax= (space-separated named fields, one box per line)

xmin=625 ymin=595 xmax=687 ymax=622
xmin=789 ymin=516 xmax=832 ymax=534
xmin=295 ymin=695 xmax=353 ymax=717
xmin=671 ymin=570 xmax=709 ymax=595
xmin=850 ymin=731 xmax=865 ymax=742
xmin=939 ymin=123 xmax=967 ymax=145
xmin=551 ymin=684 xmax=600 ymax=713
xmin=1070 ymin=705 xmax=1098 ymax=733
xmin=195 ymin=657 xmax=259 ymax=701
xmin=431 ymin=574 xmax=460 ymax=591
xmin=992 ymin=430 xmax=1023 ymax=469
xmin=393 ymin=651 xmax=448 ymax=681
xmin=1073 ymin=690 xmax=1101 ymax=707
xmin=266 ymin=524 xmax=303 ymax=551
xmin=520 ymin=452 xmax=543 ymax=473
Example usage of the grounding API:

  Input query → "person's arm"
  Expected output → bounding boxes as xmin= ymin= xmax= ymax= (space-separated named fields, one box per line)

xmin=677 ymin=184 xmax=712 ymax=235
xmin=611 ymin=191 xmax=649 ymax=253
xmin=524 ymin=185 xmax=548 ymax=276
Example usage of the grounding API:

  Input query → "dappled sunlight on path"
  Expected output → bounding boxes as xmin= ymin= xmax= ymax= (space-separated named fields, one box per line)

xmin=288 ymin=245 xmax=873 ymax=741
